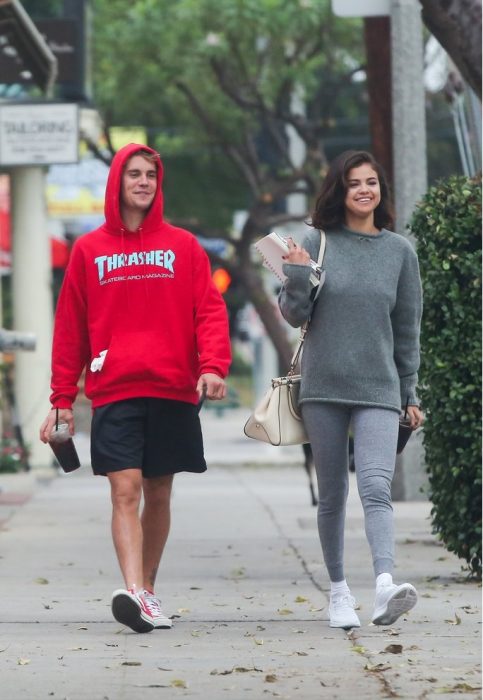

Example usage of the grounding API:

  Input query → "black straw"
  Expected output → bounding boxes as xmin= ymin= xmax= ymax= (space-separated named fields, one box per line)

xmin=55 ymin=407 xmax=59 ymax=431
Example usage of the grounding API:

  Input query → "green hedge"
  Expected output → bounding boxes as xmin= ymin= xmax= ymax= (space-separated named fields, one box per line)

xmin=410 ymin=175 xmax=481 ymax=577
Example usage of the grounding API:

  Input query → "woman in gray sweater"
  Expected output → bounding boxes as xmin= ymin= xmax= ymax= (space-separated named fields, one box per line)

xmin=279 ymin=150 xmax=424 ymax=629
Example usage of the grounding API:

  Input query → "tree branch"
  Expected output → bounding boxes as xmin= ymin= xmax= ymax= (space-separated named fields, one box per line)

xmin=419 ymin=0 xmax=481 ymax=100
xmin=175 ymin=80 xmax=262 ymax=195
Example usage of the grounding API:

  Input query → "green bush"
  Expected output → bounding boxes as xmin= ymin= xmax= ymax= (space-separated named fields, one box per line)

xmin=411 ymin=175 xmax=481 ymax=578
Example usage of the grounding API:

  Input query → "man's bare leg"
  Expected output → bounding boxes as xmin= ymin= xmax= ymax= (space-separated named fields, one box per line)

xmin=141 ymin=474 xmax=174 ymax=591
xmin=108 ymin=468 xmax=144 ymax=591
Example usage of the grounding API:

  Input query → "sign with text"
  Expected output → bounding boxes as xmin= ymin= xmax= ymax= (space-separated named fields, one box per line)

xmin=332 ymin=0 xmax=390 ymax=16
xmin=0 ymin=103 xmax=79 ymax=166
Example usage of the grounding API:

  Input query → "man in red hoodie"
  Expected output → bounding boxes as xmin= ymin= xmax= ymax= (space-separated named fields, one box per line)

xmin=40 ymin=144 xmax=231 ymax=633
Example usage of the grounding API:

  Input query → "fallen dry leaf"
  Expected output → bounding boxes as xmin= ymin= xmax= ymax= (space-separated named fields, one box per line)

xmin=434 ymin=683 xmax=482 ymax=694
xmin=121 ymin=661 xmax=142 ymax=666
xmin=278 ymin=608 xmax=293 ymax=616
xmin=34 ymin=577 xmax=49 ymax=585
xmin=460 ymin=605 xmax=478 ymax=615
xmin=265 ymin=674 xmax=277 ymax=683
xmin=352 ymin=645 xmax=366 ymax=654
xmin=383 ymin=644 xmax=403 ymax=654
xmin=170 ymin=679 xmax=187 ymax=688
xmin=211 ymin=666 xmax=263 ymax=675
xmin=444 ymin=613 xmax=461 ymax=625
xmin=294 ymin=596 xmax=308 ymax=603
xmin=17 ymin=658 xmax=31 ymax=666
xmin=365 ymin=662 xmax=392 ymax=672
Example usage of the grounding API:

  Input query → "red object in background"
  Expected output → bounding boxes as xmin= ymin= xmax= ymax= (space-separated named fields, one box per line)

xmin=51 ymin=237 xmax=70 ymax=269
xmin=212 ymin=268 xmax=231 ymax=294
xmin=0 ymin=208 xmax=70 ymax=271
xmin=0 ymin=208 xmax=10 ymax=271
xmin=0 ymin=174 xmax=71 ymax=272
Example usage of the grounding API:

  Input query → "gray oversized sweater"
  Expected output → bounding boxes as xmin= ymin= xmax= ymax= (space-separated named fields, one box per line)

xmin=279 ymin=225 xmax=422 ymax=413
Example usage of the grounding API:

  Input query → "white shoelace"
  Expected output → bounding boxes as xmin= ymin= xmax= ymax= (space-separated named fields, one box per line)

xmin=141 ymin=591 xmax=163 ymax=617
xmin=332 ymin=593 xmax=356 ymax=609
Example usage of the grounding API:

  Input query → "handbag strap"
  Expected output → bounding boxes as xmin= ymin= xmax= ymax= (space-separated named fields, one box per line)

xmin=287 ymin=230 xmax=326 ymax=375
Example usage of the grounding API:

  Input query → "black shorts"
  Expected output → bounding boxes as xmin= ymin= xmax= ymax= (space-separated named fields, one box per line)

xmin=90 ymin=398 xmax=207 ymax=478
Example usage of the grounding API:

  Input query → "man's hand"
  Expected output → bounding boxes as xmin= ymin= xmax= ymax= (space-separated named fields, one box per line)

xmin=39 ymin=408 xmax=75 ymax=443
xmin=196 ymin=373 xmax=227 ymax=401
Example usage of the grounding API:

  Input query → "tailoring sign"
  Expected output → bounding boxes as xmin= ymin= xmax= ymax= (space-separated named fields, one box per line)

xmin=0 ymin=102 xmax=78 ymax=166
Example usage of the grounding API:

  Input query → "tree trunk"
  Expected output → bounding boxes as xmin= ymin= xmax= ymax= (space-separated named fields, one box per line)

xmin=419 ymin=0 xmax=482 ymax=100
xmin=237 ymin=259 xmax=294 ymax=373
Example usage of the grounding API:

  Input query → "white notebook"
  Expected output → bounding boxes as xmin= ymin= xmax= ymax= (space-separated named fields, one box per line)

xmin=254 ymin=231 xmax=321 ymax=286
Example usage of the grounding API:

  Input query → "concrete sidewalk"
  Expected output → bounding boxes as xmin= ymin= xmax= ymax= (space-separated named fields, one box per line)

xmin=0 ymin=412 xmax=480 ymax=700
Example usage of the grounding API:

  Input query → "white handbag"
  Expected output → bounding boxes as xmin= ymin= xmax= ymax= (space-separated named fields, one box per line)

xmin=244 ymin=231 xmax=326 ymax=446
xmin=243 ymin=370 xmax=308 ymax=445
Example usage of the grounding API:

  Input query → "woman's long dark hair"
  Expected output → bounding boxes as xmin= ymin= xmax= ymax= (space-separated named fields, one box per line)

xmin=311 ymin=150 xmax=394 ymax=231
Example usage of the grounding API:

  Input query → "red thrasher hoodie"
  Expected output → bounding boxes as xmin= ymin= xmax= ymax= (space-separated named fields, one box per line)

xmin=50 ymin=143 xmax=231 ymax=409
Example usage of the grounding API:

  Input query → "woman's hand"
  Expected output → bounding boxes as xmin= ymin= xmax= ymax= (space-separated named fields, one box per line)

xmin=282 ymin=237 xmax=311 ymax=266
xmin=405 ymin=405 xmax=424 ymax=430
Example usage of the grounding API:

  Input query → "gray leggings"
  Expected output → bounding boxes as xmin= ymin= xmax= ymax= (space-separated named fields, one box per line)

xmin=301 ymin=402 xmax=399 ymax=582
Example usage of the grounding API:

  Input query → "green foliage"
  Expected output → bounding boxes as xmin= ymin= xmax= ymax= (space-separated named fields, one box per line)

xmin=411 ymin=175 xmax=482 ymax=577
xmin=0 ymin=435 xmax=25 ymax=473
xmin=91 ymin=0 xmax=364 ymax=229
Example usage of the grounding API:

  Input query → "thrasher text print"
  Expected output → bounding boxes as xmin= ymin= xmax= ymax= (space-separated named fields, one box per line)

xmin=94 ymin=249 xmax=176 ymax=282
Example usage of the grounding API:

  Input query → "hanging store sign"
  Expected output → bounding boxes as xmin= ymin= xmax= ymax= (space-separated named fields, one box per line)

xmin=0 ymin=102 xmax=78 ymax=166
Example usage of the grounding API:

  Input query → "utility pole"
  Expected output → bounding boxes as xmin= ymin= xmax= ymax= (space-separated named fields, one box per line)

xmin=390 ymin=0 xmax=428 ymax=500
xmin=390 ymin=0 xmax=427 ymax=234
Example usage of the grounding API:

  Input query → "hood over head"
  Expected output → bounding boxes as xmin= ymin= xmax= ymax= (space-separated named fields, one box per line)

xmin=104 ymin=143 xmax=164 ymax=234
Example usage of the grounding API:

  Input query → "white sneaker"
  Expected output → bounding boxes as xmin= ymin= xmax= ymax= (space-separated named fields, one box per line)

xmin=141 ymin=590 xmax=173 ymax=629
xmin=111 ymin=588 xmax=154 ymax=633
xmin=329 ymin=592 xmax=361 ymax=629
xmin=372 ymin=583 xmax=418 ymax=625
